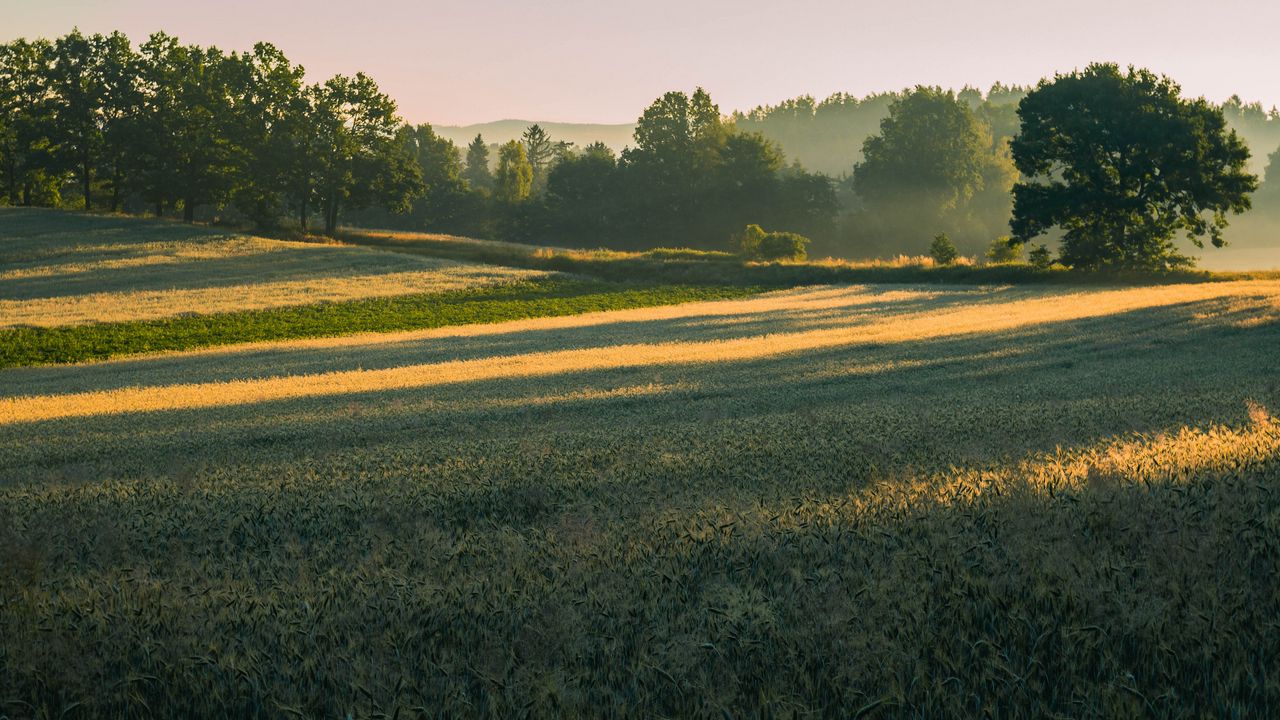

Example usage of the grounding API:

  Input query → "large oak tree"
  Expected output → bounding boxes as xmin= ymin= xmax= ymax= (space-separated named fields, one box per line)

xmin=1010 ymin=64 xmax=1257 ymax=270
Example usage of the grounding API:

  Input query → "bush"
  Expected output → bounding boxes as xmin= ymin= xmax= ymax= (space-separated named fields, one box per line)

xmin=929 ymin=233 xmax=959 ymax=266
xmin=985 ymin=236 xmax=1024 ymax=264
xmin=757 ymin=231 xmax=810 ymax=261
xmin=1028 ymin=244 xmax=1054 ymax=270
xmin=736 ymin=224 xmax=810 ymax=262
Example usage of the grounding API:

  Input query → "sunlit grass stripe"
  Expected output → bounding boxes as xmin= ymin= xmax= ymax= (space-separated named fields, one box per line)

xmin=0 ymin=280 xmax=761 ymax=369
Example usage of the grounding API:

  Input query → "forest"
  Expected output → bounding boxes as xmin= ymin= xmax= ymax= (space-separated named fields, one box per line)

xmin=3 ymin=29 xmax=1280 ymax=262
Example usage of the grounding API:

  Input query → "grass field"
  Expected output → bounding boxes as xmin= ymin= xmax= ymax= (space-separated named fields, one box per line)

xmin=336 ymin=226 xmax=1280 ymax=287
xmin=3 ymin=212 xmax=1280 ymax=720
xmin=0 ymin=209 xmax=544 ymax=327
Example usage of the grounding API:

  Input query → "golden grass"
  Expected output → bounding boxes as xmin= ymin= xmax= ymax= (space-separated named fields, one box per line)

xmin=4 ymin=280 xmax=1277 ymax=424
xmin=3 ymin=257 xmax=1280 ymax=715
xmin=0 ymin=211 xmax=545 ymax=327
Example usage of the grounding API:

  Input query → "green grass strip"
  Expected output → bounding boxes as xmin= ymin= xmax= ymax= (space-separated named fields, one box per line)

xmin=0 ymin=280 xmax=761 ymax=369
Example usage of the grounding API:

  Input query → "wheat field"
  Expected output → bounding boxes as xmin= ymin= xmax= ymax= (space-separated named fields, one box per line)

xmin=0 ymin=209 xmax=545 ymax=327
xmin=3 ymin=270 xmax=1280 ymax=717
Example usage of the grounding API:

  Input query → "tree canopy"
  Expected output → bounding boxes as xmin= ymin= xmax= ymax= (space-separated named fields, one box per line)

xmin=494 ymin=140 xmax=533 ymax=203
xmin=5 ymin=31 xmax=1278 ymax=266
xmin=0 ymin=30 xmax=420 ymax=234
xmin=848 ymin=87 xmax=1016 ymax=255
xmin=1010 ymin=63 xmax=1258 ymax=269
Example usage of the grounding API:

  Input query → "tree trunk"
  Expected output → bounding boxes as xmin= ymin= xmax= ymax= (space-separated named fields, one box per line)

xmin=156 ymin=200 xmax=164 ymax=217
xmin=183 ymin=196 xmax=195 ymax=223
xmin=299 ymin=192 xmax=308 ymax=232
xmin=82 ymin=152 xmax=92 ymax=211
xmin=110 ymin=165 xmax=121 ymax=213
xmin=22 ymin=181 xmax=31 ymax=207
xmin=4 ymin=155 xmax=14 ymax=205
xmin=324 ymin=192 xmax=339 ymax=235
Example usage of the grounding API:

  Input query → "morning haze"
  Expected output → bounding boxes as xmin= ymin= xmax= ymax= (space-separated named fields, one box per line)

xmin=4 ymin=1 xmax=1280 ymax=717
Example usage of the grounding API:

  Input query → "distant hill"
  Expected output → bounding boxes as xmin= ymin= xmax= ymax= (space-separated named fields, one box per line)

xmin=433 ymin=120 xmax=636 ymax=154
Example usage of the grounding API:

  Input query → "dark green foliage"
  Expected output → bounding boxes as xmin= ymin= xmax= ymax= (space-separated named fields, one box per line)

xmin=757 ymin=231 xmax=810 ymax=261
xmin=225 ymin=42 xmax=309 ymax=229
xmin=1256 ymin=143 xmax=1280 ymax=217
xmin=0 ymin=281 xmax=758 ymax=368
xmin=312 ymin=73 xmax=423 ymax=235
xmin=462 ymin=133 xmax=493 ymax=191
xmin=133 ymin=33 xmax=244 ymax=222
xmin=930 ymin=233 xmax=959 ymax=265
xmin=0 ymin=38 xmax=59 ymax=207
xmin=847 ymin=87 xmax=1017 ymax=257
xmin=536 ymin=89 xmax=836 ymax=251
xmin=494 ymin=140 xmax=533 ymax=203
xmin=1028 ymin=244 xmax=1053 ymax=270
xmin=0 ymin=31 xmax=419 ymax=232
xmin=545 ymin=142 xmax=618 ymax=242
xmin=736 ymin=224 xmax=810 ymax=261
xmin=1011 ymin=64 xmax=1258 ymax=270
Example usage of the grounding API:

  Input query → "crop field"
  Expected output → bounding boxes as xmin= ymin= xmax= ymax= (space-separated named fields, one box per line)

xmin=0 ymin=209 xmax=545 ymax=327
xmin=3 ymin=238 xmax=1280 ymax=719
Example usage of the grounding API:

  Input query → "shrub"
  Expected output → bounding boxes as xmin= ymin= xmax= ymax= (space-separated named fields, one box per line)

xmin=1028 ymin=244 xmax=1054 ymax=270
xmin=757 ymin=231 xmax=811 ymax=261
xmin=929 ymin=233 xmax=959 ymax=266
xmin=736 ymin=225 xmax=811 ymax=262
xmin=985 ymin=236 xmax=1024 ymax=264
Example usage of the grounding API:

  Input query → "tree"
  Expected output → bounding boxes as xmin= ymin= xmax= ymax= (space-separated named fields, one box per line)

xmin=133 ymin=33 xmax=243 ymax=221
xmin=0 ymin=38 xmax=58 ymax=206
xmin=398 ymin=123 xmax=470 ymax=229
xmin=929 ymin=233 xmax=959 ymax=265
xmin=225 ymin=42 xmax=310 ymax=228
xmin=94 ymin=32 xmax=142 ymax=212
xmin=1010 ymin=64 xmax=1257 ymax=270
xmin=735 ymin=223 xmax=768 ymax=257
xmin=1255 ymin=144 xmax=1280 ymax=217
xmin=522 ymin=124 xmax=556 ymax=187
xmin=546 ymin=142 xmax=617 ymax=243
xmin=311 ymin=73 xmax=422 ymax=234
xmin=494 ymin=140 xmax=532 ymax=203
xmin=47 ymin=29 xmax=108 ymax=210
xmin=985 ymin=236 xmax=1024 ymax=263
xmin=1028 ymin=244 xmax=1053 ymax=270
xmin=851 ymin=87 xmax=1007 ymax=255
xmin=463 ymin=133 xmax=493 ymax=191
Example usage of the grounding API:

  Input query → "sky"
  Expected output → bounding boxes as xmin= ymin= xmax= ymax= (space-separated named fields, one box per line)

xmin=5 ymin=0 xmax=1279 ymax=126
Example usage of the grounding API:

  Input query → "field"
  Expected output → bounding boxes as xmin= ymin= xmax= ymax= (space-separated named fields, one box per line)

xmin=3 ymin=212 xmax=1280 ymax=717
xmin=0 ymin=209 xmax=552 ymax=328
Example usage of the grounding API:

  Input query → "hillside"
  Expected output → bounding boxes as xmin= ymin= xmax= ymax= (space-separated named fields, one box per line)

xmin=3 ymin=212 xmax=1280 ymax=714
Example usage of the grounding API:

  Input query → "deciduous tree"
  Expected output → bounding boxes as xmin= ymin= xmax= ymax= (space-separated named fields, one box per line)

xmin=494 ymin=140 xmax=533 ymax=203
xmin=1010 ymin=64 xmax=1257 ymax=269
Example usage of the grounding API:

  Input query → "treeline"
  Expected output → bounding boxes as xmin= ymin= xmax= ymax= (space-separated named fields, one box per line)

xmin=4 ymin=30 xmax=1280 ymax=262
xmin=734 ymin=88 xmax=1280 ymax=179
xmin=351 ymin=89 xmax=839 ymax=252
xmin=0 ymin=31 xmax=418 ymax=232
xmin=731 ymin=83 xmax=1029 ymax=176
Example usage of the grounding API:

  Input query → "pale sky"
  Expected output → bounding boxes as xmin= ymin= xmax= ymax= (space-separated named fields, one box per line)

xmin=5 ymin=0 xmax=1279 ymax=126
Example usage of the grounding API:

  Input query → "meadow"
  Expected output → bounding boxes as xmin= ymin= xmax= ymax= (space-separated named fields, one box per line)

xmin=2 ymin=212 xmax=1280 ymax=717
xmin=0 ymin=209 xmax=545 ymax=327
